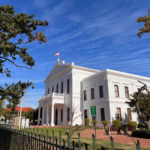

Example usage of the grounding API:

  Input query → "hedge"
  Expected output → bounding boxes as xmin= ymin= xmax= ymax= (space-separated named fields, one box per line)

xmin=132 ymin=129 xmax=150 ymax=139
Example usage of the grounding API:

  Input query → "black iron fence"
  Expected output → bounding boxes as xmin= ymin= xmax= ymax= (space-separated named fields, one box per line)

xmin=0 ymin=125 xmax=141 ymax=150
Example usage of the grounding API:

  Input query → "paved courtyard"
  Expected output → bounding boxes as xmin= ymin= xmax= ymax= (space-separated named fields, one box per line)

xmin=80 ymin=129 xmax=150 ymax=148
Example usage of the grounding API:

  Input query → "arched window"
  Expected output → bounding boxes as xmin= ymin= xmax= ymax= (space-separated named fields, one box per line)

xmin=61 ymin=82 xmax=63 ymax=93
xmin=67 ymin=108 xmax=70 ymax=121
xmin=56 ymin=84 xmax=58 ymax=93
xmin=67 ymin=78 xmax=70 ymax=93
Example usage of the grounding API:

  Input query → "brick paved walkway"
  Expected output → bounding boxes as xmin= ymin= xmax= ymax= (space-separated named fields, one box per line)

xmin=80 ymin=129 xmax=150 ymax=148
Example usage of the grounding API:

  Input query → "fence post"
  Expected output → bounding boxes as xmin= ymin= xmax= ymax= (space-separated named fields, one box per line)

xmin=78 ymin=133 xmax=81 ymax=150
xmin=49 ymin=136 xmax=52 ymax=150
xmin=136 ymin=140 xmax=140 ymax=150
xmin=92 ymin=134 xmax=96 ymax=150
xmin=56 ymin=137 xmax=58 ymax=149
xmin=67 ymin=133 xmax=70 ymax=150
xmin=84 ymin=143 xmax=88 ymax=150
xmin=46 ymin=129 xmax=49 ymax=150
xmin=52 ymin=130 xmax=54 ymax=150
xmin=63 ymin=139 xmax=66 ymax=150
xmin=110 ymin=136 xmax=114 ymax=150
xmin=59 ymin=130 xmax=61 ymax=150
xmin=72 ymin=141 xmax=75 ymax=150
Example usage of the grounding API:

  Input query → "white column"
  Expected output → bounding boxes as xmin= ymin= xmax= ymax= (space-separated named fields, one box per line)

xmin=46 ymin=106 xmax=49 ymax=125
xmin=42 ymin=107 xmax=44 ymax=125
xmin=51 ymin=103 xmax=55 ymax=126
xmin=38 ymin=107 xmax=41 ymax=125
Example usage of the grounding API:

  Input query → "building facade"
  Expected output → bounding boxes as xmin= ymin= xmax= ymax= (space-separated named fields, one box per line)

xmin=38 ymin=60 xmax=150 ymax=126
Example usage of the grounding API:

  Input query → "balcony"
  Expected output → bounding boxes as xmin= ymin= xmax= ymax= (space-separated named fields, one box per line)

xmin=39 ymin=92 xmax=64 ymax=104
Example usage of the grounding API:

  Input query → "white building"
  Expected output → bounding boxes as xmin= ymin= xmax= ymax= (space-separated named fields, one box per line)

xmin=38 ymin=60 xmax=150 ymax=126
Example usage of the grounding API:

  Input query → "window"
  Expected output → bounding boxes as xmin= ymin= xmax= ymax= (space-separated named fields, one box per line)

xmin=114 ymin=85 xmax=119 ymax=97
xmin=84 ymin=109 xmax=88 ymax=119
xmin=52 ymin=86 xmax=54 ymax=92
xmin=116 ymin=108 xmax=122 ymax=120
xmin=56 ymin=84 xmax=58 ymax=93
xmin=99 ymin=86 xmax=103 ymax=98
xmin=91 ymin=88 xmax=94 ymax=99
xmin=61 ymin=109 xmax=63 ymax=122
xmin=84 ymin=90 xmax=87 ymax=101
xmin=127 ymin=108 xmax=132 ymax=121
xmin=67 ymin=79 xmax=70 ymax=93
xmin=48 ymin=88 xmax=49 ymax=94
xmin=61 ymin=82 xmax=63 ymax=93
xmin=67 ymin=108 xmax=70 ymax=121
xmin=100 ymin=108 xmax=105 ymax=121
xmin=125 ymin=86 xmax=129 ymax=98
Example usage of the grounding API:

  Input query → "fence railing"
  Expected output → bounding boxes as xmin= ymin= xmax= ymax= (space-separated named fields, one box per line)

xmin=0 ymin=125 xmax=141 ymax=150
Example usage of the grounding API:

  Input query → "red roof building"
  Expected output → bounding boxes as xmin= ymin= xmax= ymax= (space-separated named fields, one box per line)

xmin=5 ymin=106 xmax=33 ymax=112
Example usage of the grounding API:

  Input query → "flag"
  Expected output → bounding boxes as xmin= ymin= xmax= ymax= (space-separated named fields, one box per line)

xmin=55 ymin=52 xmax=60 ymax=56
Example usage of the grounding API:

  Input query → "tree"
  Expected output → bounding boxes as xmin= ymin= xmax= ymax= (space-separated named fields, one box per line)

xmin=126 ymin=81 xmax=150 ymax=128
xmin=0 ymin=5 xmax=48 ymax=113
xmin=0 ymin=81 xmax=33 ymax=116
xmin=22 ymin=108 xmax=39 ymax=123
xmin=66 ymin=106 xmax=82 ymax=138
xmin=137 ymin=10 xmax=150 ymax=37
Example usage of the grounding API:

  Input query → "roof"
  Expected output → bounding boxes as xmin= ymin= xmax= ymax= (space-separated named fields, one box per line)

xmin=106 ymin=69 xmax=150 ymax=82
xmin=5 ymin=106 xmax=33 ymax=112
xmin=45 ymin=60 xmax=100 ymax=82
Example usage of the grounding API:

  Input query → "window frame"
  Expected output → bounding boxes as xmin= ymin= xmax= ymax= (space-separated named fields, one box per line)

xmin=67 ymin=108 xmax=70 ymax=121
xmin=127 ymin=108 xmax=132 ymax=121
xmin=100 ymin=108 xmax=105 ymax=121
xmin=84 ymin=90 xmax=87 ymax=101
xmin=61 ymin=82 xmax=63 ymax=94
xmin=67 ymin=78 xmax=70 ymax=94
xmin=114 ymin=85 xmax=119 ymax=97
xmin=84 ymin=109 xmax=88 ymax=119
xmin=91 ymin=88 xmax=94 ymax=100
xmin=56 ymin=84 xmax=58 ymax=93
xmin=116 ymin=107 xmax=122 ymax=120
xmin=99 ymin=85 xmax=103 ymax=98
xmin=125 ymin=86 xmax=129 ymax=98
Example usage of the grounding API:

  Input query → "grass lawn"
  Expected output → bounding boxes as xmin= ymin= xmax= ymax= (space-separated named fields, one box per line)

xmin=25 ymin=127 xmax=149 ymax=150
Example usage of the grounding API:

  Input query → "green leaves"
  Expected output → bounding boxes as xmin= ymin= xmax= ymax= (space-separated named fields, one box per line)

xmin=137 ymin=10 xmax=150 ymax=37
xmin=0 ymin=4 xmax=48 ymax=117
xmin=126 ymin=82 xmax=150 ymax=125
xmin=0 ymin=81 xmax=33 ymax=114
xmin=0 ymin=4 xmax=48 ymax=76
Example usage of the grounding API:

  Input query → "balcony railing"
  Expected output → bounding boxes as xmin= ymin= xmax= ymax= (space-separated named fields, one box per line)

xmin=39 ymin=92 xmax=64 ymax=104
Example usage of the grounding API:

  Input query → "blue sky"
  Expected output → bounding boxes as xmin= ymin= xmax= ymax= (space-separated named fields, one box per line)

xmin=1 ymin=0 xmax=150 ymax=108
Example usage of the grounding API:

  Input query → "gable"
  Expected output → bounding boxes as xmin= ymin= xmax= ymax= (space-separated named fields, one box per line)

xmin=45 ymin=63 xmax=70 ymax=82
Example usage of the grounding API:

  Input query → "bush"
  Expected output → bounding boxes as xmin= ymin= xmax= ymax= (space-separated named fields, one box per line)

xmin=92 ymin=120 xmax=97 ymax=126
xmin=132 ymin=129 xmax=150 ymax=139
xmin=84 ymin=118 xmax=90 ymax=126
xmin=137 ymin=123 xmax=146 ymax=129
xmin=127 ymin=121 xmax=137 ymax=127
xmin=102 ymin=120 xmax=108 ymax=128
xmin=112 ymin=120 xmax=121 ymax=127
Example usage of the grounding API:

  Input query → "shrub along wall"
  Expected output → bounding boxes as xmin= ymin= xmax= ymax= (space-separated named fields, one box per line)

xmin=132 ymin=129 xmax=150 ymax=139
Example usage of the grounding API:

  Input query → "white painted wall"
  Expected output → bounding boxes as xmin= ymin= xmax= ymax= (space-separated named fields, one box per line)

xmin=81 ymin=71 xmax=110 ymax=126
xmin=107 ymin=69 xmax=150 ymax=124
